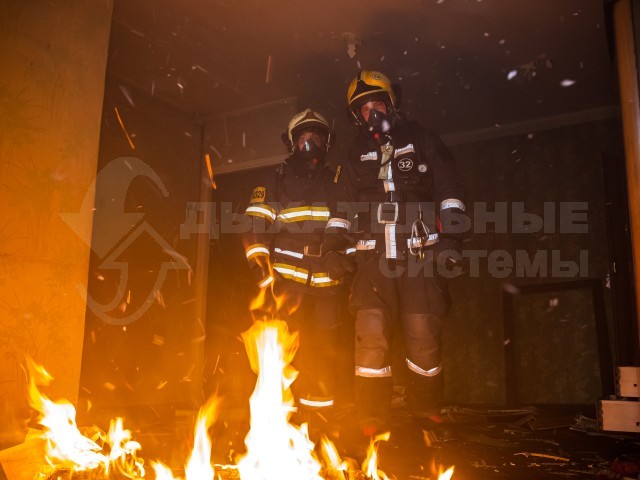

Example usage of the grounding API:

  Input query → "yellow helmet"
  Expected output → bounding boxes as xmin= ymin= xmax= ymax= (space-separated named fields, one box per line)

xmin=284 ymin=108 xmax=332 ymax=149
xmin=347 ymin=70 xmax=397 ymax=121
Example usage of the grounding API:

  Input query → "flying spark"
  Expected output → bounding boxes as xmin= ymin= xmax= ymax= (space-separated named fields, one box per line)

xmin=114 ymin=107 xmax=135 ymax=150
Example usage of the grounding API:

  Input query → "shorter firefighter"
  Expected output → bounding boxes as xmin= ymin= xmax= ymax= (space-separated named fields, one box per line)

xmin=325 ymin=71 xmax=467 ymax=435
xmin=241 ymin=108 xmax=353 ymax=427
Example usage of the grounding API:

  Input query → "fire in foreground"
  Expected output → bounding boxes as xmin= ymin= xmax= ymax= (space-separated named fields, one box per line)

xmin=21 ymin=321 xmax=453 ymax=480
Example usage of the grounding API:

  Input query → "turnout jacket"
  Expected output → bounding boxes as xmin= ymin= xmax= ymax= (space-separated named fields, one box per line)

xmin=327 ymin=117 xmax=466 ymax=259
xmin=242 ymin=163 xmax=349 ymax=295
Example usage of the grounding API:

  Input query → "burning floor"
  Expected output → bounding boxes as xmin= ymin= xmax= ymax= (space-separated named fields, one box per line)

xmin=0 ymin=320 xmax=454 ymax=480
xmin=1 ymin=318 xmax=638 ymax=480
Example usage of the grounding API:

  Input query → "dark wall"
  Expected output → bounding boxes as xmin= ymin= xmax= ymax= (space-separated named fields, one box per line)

xmin=79 ymin=77 xmax=204 ymax=423
xmin=205 ymin=117 xmax=627 ymax=406
xmin=444 ymin=118 xmax=623 ymax=404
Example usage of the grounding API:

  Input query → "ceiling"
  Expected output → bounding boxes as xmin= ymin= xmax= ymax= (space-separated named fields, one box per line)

xmin=107 ymin=0 xmax=619 ymax=135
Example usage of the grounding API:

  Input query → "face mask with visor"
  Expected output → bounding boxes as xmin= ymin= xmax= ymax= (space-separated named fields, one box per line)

xmin=289 ymin=129 xmax=327 ymax=178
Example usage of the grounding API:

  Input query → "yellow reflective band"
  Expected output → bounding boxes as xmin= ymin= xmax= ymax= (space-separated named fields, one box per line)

xmin=273 ymin=263 xmax=309 ymax=284
xmin=355 ymin=366 xmax=392 ymax=378
xmin=245 ymin=204 xmax=277 ymax=222
xmin=245 ymin=244 xmax=270 ymax=260
xmin=310 ymin=272 xmax=340 ymax=287
xmin=277 ymin=206 xmax=330 ymax=223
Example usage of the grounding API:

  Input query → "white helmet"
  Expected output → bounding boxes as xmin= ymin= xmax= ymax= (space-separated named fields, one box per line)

xmin=283 ymin=108 xmax=332 ymax=151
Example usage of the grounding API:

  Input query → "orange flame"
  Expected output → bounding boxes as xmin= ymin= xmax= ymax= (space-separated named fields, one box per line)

xmin=152 ymin=461 xmax=177 ymax=480
xmin=26 ymin=357 xmax=106 ymax=471
xmin=185 ymin=395 xmax=220 ymax=480
xmin=438 ymin=466 xmax=455 ymax=480
xmin=362 ymin=431 xmax=391 ymax=480
xmin=318 ymin=435 xmax=348 ymax=480
xmin=106 ymin=417 xmax=145 ymax=478
xmin=25 ymin=357 xmax=144 ymax=477
xmin=237 ymin=320 xmax=323 ymax=480
xmin=249 ymin=281 xmax=302 ymax=321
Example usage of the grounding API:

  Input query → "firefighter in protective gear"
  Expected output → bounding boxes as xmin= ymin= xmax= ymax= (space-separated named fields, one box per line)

xmin=241 ymin=108 xmax=353 ymax=419
xmin=325 ymin=71 xmax=467 ymax=434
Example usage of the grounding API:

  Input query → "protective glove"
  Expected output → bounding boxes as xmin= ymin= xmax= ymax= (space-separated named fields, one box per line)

xmin=250 ymin=257 xmax=273 ymax=288
xmin=322 ymin=251 xmax=356 ymax=280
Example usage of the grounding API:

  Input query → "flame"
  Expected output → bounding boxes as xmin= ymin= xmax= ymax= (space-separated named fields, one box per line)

xmin=237 ymin=320 xmax=323 ymax=480
xmin=22 ymin=314 xmax=452 ymax=480
xmin=26 ymin=357 xmax=106 ymax=471
xmin=185 ymin=395 xmax=220 ymax=480
xmin=318 ymin=436 xmax=348 ymax=480
xmin=438 ymin=466 xmax=455 ymax=480
xmin=152 ymin=461 xmax=178 ymax=480
xmin=249 ymin=282 xmax=301 ymax=320
xmin=362 ymin=431 xmax=391 ymax=480
xmin=25 ymin=357 xmax=144 ymax=478
xmin=106 ymin=417 xmax=145 ymax=478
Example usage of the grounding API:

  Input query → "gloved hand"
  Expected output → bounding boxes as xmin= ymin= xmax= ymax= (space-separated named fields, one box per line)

xmin=322 ymin=251 xmax=356 ymax=280
xmin=431 ymin=237 xmax=461 ymax=268
xmin=250 ymin=257 xmax=273 ymax=288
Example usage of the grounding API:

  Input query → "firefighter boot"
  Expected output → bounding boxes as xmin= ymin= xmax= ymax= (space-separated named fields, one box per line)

xmin=354 ymin=376 xmax=393 ymax=436
xmin=406 ymin=369 xmax=450 ymax=439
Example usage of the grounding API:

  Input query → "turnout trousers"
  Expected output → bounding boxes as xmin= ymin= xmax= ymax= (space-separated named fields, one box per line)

xmin=350 ymin=251 xmax=448 ymax=427
xmin=273 ymin=283 xmax=345 ymax=411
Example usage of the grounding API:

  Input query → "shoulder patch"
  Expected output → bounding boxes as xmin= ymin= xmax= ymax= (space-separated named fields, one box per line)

xmin=333 ymin=166 xmax=341 ymax=184
xmin=249 ymin=187 xmax=266 ymax=203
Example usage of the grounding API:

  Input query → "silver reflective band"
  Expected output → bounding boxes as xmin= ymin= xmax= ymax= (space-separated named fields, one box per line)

xmin=406 ymin=359 xmax=442 ymax=377
xmin=299 ymin=398 xmax=334 ymax=408
xmin=355 ymin=365 xmax=392 ymax=378
xmin=326 ymin=217 xmax=352 ymax=230
xmin=310 ymin=276 xmax=334 ymax=284
xmin=258 ymin=275 xmax=274 ymax=288
xmin=245 ymin=246 xmax=270 ymax=259
xmin=440 ymin=199 xmax=466 ymax=212
xmin=385 ymin=224 xmax=397 ymax=259
xmin=394 ymin=143 xmax=415 ymax=155
xmin=407 ymin=233 xmax=439 ymax=249
xmin=246 ymin=205 xmax=277 ymax=221
xmin=360 ymin=151 xmax=378 ymax=161
xmin=383 ymin=180 xmax=395 ymax=192
xmin=274 ymin=247 xmax=304 ymax=259
xmin=356 ymin=239 xmax=376 ymax=250
xmin=345 ymin=247 xmax=356 ymax=255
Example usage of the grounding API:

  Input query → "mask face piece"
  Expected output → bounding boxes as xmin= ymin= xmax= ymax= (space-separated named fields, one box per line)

xmin=366 ymin=108 xmax=392 ymax=135
xmin=290 ymin=132 xmax=327 ymax=178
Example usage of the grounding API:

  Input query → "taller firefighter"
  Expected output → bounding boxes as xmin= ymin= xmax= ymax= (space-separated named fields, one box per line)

xmin=325 ymin=71 xmax=467 ymax=435
xmin=241 ymin=108 xmax=353 ymax=426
